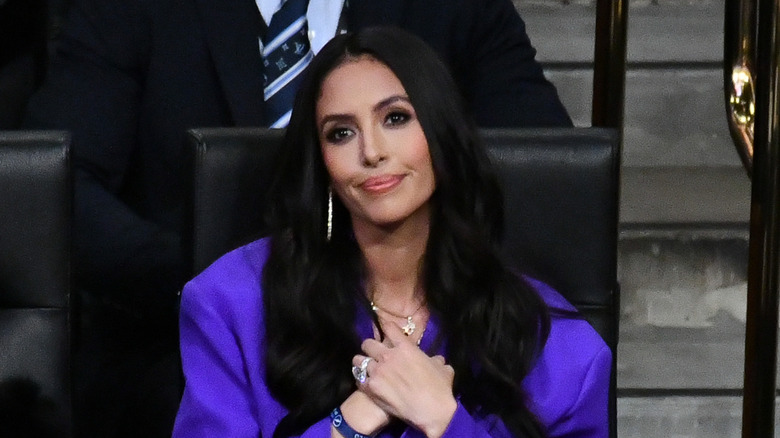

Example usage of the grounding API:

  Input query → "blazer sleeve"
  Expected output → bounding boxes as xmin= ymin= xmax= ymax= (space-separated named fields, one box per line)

xmin=457 ymin=0 xmax=572 ymax=127
xmin=173 ymin=270 xmax=262 ymax=437
xmin=22 ymin=0 xmax=184 ymax=315
xmin=397 ymin=402 xmax=513 ymax=438
xmin=173 ymin=240 xmax=336 ymax=438
xmin=552 ymin=344 xmax=612 ymax=437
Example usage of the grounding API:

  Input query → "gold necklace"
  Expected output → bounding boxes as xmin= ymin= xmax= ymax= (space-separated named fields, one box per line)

xmin=370 ymin=300 xmax=425 ymax=336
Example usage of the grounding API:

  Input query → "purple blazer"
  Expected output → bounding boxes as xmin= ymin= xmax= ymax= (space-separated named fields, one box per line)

xmin=173 ymin=238 xmax=611 ymax=437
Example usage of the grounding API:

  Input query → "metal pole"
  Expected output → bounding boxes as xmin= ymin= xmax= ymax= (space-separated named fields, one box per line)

xmin=592 ymin=0 xmax=628 ymax=130
xmin=738 ymin=0 xmax=780 ymax=435
xmin=591 ymin=2 xmax=627 ymax=437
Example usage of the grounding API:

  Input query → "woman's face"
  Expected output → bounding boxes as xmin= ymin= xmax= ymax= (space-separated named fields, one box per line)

xmin=316 ymin=56 xmax=435 ymax=229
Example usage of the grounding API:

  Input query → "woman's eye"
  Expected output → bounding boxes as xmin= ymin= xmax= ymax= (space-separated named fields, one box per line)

xmin=385 ymin=111 xmax=410 ymax=126
xmin=325 ymin=127 xmax=354 ymax=143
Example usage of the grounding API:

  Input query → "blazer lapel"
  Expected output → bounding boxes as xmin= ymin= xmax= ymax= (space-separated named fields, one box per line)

xmin=194 ymin=0 xmax=266 ymax=126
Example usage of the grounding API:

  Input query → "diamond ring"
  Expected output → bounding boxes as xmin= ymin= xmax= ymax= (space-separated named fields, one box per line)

xmin=351 ymin=357 xmax=372 ymax=383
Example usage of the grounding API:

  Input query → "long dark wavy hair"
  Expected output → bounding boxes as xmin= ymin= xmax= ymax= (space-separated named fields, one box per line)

xmin=262 ymin=26 xmax=551 ymax=438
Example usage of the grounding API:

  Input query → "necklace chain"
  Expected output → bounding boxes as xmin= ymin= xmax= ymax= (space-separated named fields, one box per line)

xmin=370 ymin=300 xmax=425 ymax=320
xmin=370 ymin=295 xmax=425 ymax=337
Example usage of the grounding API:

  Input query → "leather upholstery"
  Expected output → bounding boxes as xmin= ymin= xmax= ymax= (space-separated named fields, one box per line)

xmin=484 ymin=128 xmax=620 ymax=348
xmin=186 ymin=127 xmax=620 ymax=436
xmin=0 ymin=131 xmax=71 ymax=435
xmin=186 ymin=128 xmax=285 ymax=276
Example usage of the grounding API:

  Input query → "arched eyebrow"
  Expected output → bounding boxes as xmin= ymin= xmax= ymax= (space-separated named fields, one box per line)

xmin=374 ymin=95 xmax=411 ymax=113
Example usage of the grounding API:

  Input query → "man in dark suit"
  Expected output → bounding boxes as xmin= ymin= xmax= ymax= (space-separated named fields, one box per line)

xmin=24 ymin=0 xmax=571 ymax=436
xmin=0 ymin=0 xmax=47 ymax=129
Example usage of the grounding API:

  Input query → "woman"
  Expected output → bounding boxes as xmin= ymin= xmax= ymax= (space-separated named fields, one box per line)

xmin=173 ymin=27 xmax=610 ymax=438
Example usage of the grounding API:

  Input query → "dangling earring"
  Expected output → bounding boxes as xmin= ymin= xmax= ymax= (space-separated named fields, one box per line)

xmin=326 ymin=188 xmax=333 ymax=242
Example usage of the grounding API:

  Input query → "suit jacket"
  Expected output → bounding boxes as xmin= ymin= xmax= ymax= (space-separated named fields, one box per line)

xmin=24 ymin=0 xmax=572 ymax=316
xmin=173 ymin=238 xmax=611 ymax=437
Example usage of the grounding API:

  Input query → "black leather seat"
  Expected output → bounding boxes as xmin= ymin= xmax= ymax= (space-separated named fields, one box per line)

xmin=482 ymin=128 xmax=620 ymax=347
xmin=186 ymin=126 xmax=620 ymax=435
xmin=0 ymin=131 xmax=72 ymax=436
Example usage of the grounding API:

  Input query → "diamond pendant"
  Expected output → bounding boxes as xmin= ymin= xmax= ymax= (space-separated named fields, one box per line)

xmin=402 ymin=316 xmax=416 ymax=336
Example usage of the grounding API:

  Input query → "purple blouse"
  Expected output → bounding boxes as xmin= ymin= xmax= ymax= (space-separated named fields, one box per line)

xmin=173 ymin=238 xmax=611 ymax=437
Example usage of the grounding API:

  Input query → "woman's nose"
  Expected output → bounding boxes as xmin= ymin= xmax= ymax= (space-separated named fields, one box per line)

xmin=360 ymin=129 xmax=387 ymax=167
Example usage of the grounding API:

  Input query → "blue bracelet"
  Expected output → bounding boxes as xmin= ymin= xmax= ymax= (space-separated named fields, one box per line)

xmin=330 ymin=407 xmax=373 ymax=438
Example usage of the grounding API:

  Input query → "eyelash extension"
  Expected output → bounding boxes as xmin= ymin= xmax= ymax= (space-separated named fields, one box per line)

xmin=325 ymin=127 xmax=353 ymax=143
xmin=385 ymin=111 xmax=411 ymax=126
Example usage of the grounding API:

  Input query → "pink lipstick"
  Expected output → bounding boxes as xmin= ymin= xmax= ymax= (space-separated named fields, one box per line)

xmin=361 ymin=174 xmax=404 ymax=194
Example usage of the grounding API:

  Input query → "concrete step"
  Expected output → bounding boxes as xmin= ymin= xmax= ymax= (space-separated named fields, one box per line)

xmin=616 ymin=226 xmax=754 ymax=436
xmin=621 ymin=166 xmax=750 ymax=224
xmin=618 ymin=226 xmax=750 ymax=389
xmin=545 ymin=66 xmax=742 ymax=168
xmin=517 ymin=0 xmax=723 ymax=64
xmin=617 ymin=396 xmax=775 ymax=437
xmin=617 ymin=166 xmax=753 ymax=436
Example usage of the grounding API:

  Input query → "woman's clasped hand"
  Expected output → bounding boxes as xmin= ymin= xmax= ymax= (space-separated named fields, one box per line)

xmin=345 ymin=323 xmax=457 ymax=438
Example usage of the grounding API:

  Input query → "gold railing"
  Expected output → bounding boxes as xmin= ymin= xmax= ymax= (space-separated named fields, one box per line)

xmin=725 ymin=0 xmax=757 ymax=174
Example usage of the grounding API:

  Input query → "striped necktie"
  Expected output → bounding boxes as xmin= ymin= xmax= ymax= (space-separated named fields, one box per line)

xmin=261 ymin=0 xmax=313 ymax=128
